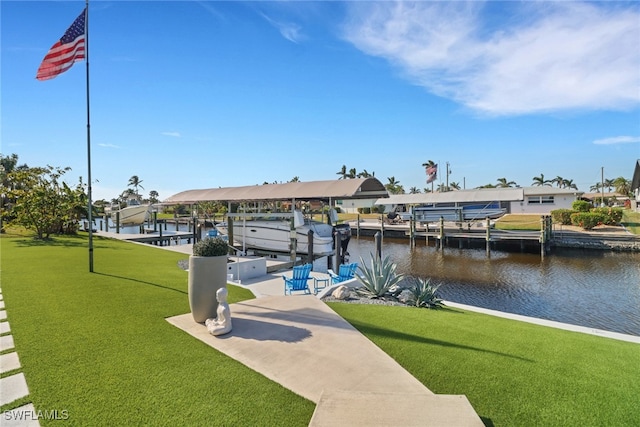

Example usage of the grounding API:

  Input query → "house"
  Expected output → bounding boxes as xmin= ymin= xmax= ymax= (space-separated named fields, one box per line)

xmin=374 ymin=187 xmax=583 ymax=216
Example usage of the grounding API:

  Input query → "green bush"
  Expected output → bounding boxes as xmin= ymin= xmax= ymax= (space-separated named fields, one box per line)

xmin=591 ymin=207 xmax=623 ymax=225
xmin=570 ymin=212 xmax=606 ymax=230
xmin=193 ymin=237 xmax=228 ymax=256
xmin=572 ymin=200 xmax=591 ymax=212
xmin=362 ymin=207 xmax=371 ymax=214
xmin=551 ymin=209 xmax=574 ymax=225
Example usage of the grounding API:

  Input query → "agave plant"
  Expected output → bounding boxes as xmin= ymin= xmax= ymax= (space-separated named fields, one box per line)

xmin=356 ymin=253 xmax=405 ymax=299
xmin=406 ymin=277 xmax=444 ymax=308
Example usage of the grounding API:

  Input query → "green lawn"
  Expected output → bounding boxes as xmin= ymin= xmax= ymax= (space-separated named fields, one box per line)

xmin=621 ymin=209 xmax=640 ymax=234
xmin=0 ymin=233 xmax=314 ymax=426
xmin=328 ymin=303 xmax=639 ymax=426
xmin=494 ymin=214 xmax=543 ymax=231
xmin=1 ymin=232 xmax=638 ymax=426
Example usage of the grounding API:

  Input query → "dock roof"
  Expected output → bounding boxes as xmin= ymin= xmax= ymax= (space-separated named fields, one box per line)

xmin=163 ymin=177 xmax=389 ymax=204
xmin=376 ymin=187 xmax=583 ymax=205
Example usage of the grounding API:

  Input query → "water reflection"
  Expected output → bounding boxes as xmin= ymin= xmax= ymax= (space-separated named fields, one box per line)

xmin=347 ymin=237 xmax=640 ymax=336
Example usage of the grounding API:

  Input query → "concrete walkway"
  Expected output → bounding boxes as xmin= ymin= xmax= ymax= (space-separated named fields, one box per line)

xmin=0 ymin=288 xmax=40 ymax=426
xmin=167 ymin=295 xmax=483 ymax=426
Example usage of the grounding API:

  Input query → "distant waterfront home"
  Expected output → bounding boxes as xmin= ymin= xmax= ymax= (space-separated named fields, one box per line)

xmin=372 ymin=187 xmax=583 ymax=216
xmin=632 ymin=159 xmax=640 ymax=212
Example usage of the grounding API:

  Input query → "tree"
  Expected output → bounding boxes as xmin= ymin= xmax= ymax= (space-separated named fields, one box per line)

xmin=149 ymin=190 xmax=160 ymax=204
xmin=347 ymin=168 xmax=357 ymax=179
xmin=409 ymin=187 xmax=421 ymax=194
xmin=532 ymin=174 xmax=551 ymax=186
xmin=385 ymin=176 xmax=404 ymax=194
xmin=552 ymin=176 xmax=567 ymax=188
xmin=476 ymin=183 xmax=496 ymax=188
xmin=590 ymin=182 xmax=602 ymax=192
xmin=449 ymin=182 xmax=461 ymax=190
xmin=336 ymin=165 xmax=348 ymax=180
xmin=613 ymin=177 xmax=631 ymax=196
xmin=604 ymin=179 xmax=614 ymax=192
xmin=128 ymin=175 xmax=144 ymax=196
xmin=562 ymin=179 xmax=578 ymax=190
xmin=6 ymin=165 xmax=87 ymax=239
xmin=357 ymin=169 xmax=374 ymax=178
xmin=496 ymin=178 xmax=516 ymax=188
xmin=289 ymin=176 xmax=300 ymax=182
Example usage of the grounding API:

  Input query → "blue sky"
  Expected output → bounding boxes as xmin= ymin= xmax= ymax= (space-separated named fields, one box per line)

xmin=2 ymin=0 xmax=639 ymax=202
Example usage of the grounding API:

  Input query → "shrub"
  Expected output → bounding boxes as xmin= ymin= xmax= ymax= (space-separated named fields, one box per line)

xmin=551 ymin=209 xmax=574 ymax=225
xmin=356 ymin=253 xmax=405 ymax=299
xmin=405 ymin=277 xmax=444 ymax=308
xmin=193 ymin=237 xmax=228 ymax=256
xmin=570 ymin=212 xmax=606 ymax=230
xmin=591 ymin=207 xmax=623 ymax=225
xmin=572 ymin=200 xmax=591 ymax=212
xmin=362 ymin=207 xmax=371 ymax=214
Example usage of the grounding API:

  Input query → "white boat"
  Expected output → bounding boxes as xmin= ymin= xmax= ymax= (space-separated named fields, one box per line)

xmin=217 ymin=211 xmax=350 ymax=256
xmin=109 ymin=198 xmax=152 ymax=226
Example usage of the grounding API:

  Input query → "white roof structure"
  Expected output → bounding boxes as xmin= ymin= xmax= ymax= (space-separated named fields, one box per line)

xmin=163 ymin=178 xmax=389 ymax=204
xmin=376 ymin=187 xmax=583 ymax=206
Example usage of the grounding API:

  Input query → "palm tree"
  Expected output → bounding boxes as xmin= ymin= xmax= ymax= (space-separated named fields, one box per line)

xmin=289 ymin=176 xmax=300 ymax=182
xmin=476 ymin=183 xmax=497 ymax=188
xmin=357 ymin=169 xmax=374 ymax=178
xmin=385 ymin=176 xmax=404 ymax=194
xmin=449 ymin=182 xmax=461 ymax=190
xmin=496 ymin=178 xmax=516 ymax=188
xmin=552 ymin=176 xmax=567 ymax=188
xmin=128 ymin=175 xmax=144 ymax=196
xmin=409 ymin=187 xmax=421 ymax=194
xmin=613 ymin=177 xmax=631 ymax=196
xmin=604 ymin=178 xmax=614 ymax=192
xmin=562 ymin=179 xmax=578 ymax=190
xmin=336 ymin=165 xmax=348 ymax=180
xmin=532 ymin=174 xmax=551 ymax=187
xmin=590 ymin=182 xmax=603 ymax=192
xmin=347 ymin=168 xmax=357 ymax=179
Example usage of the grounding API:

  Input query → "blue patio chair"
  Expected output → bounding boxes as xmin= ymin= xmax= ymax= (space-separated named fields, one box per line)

xmin=283 ymin=263 xmax=313 ymax=295
xmin=328 ymin=262 xmax=358 ymax=285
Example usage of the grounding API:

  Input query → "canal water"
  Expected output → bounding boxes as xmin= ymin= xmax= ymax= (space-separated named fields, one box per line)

xmin=344 ymin=236 xmax=640 ymax=337
xmin=95 ymin=219 xmax=640 ymax=337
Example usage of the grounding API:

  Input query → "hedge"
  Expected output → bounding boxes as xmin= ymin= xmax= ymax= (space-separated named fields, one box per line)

xmin=570 ymin=212 xmax=606 ymax=230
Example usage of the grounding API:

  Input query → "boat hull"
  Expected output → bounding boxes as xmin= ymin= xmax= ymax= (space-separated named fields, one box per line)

xmin=112 ymin=204 xmax=151 ymax=226
xmin=217 ymin=220 xmax=339 ymax=256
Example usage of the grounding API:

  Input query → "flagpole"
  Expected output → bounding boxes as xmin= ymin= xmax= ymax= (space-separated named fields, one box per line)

xmin=85 ymin=0 xmax=94 ymax=272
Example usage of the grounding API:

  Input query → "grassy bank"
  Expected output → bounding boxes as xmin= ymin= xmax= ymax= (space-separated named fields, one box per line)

xmin=328 ymin=303 xmax=639 ymax=426
xmin=1 ymin=232 xmax=638 ymax=425
xmin=0 ymin=233 xmax=314 ymax=425
xmin=622 ymin=209 xmax=640 ymax=234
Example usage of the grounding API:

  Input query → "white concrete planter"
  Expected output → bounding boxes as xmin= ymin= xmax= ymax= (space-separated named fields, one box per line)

xmin=188 ymin=255 xmax=227 ymax=323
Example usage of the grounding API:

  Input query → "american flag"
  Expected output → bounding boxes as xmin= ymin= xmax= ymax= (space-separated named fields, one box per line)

xmin=36 ymin=9 xmax=86 ymax=81
xmin=426 ymin=164 xmax=438 ymax=183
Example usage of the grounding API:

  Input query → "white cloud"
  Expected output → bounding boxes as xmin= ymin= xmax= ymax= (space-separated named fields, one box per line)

xmin=261 ymin=13 xmax=304 ymax=43
xmin=343 ymin=1 xmax=640 ymax=116
xmin=161 ymin=131 xmax=181 ymax=138
xmin=593 ymin=136 xmax=640 ymax=145
xmin=98 ymin=143 xmax=120 ymax=149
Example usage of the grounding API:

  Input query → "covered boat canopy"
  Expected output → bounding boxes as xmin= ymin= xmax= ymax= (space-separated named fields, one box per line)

xmin=376 ymin=187 xmax=583 ymax=206
xmin=163 ymin=177 xmax=389 ymax=204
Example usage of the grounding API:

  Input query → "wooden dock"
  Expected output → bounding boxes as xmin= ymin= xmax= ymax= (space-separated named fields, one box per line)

xmin=349 ymin=217 xmax=553 ymax=257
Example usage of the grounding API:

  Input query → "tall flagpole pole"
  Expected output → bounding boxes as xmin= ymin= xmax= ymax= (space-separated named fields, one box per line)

xmin=85 ymin=0 xmax=94 ymax=272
